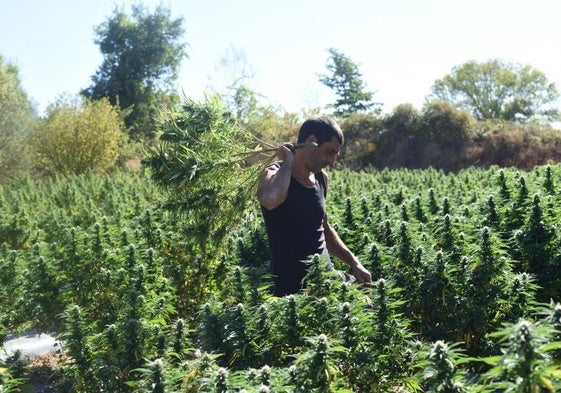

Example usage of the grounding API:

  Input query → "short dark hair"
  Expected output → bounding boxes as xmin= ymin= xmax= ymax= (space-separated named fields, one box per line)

xmin=297 ymin=115 xmax=344 ymax=146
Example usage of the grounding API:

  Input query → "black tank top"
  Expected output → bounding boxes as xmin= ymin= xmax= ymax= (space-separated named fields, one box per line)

xmin=261 ymin=162 xmax=330 ymax=295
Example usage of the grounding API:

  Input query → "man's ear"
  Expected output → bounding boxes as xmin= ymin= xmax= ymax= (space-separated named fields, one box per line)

xmin=306 ymin=135 xmax=317 ymax=144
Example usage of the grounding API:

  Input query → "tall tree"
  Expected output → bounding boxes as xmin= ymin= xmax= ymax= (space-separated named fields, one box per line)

xmin=0 ymin=55 xmax=36 ymax=182
xmin=82 ymin=4 xmax=187 ymax=140
xmin=429 ymin=59 xmax=560 ymax=123
xmin=319 ymin=48 xmax=379 ymax=118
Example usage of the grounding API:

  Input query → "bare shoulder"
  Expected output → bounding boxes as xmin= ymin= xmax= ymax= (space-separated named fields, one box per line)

xmin=257 ymin=161 xmax=281 ymax=191
xmin=259 ymin=161 xmax=281 ymax=181
xmin=257 ymin=161 xmax=290 ymax=209
xmin=267 ymin=161 xmax=282 ymax=172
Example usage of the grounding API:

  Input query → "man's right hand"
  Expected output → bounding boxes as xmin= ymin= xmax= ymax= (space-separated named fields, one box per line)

xmin=276 ymin=142 xmax=296 ymax=162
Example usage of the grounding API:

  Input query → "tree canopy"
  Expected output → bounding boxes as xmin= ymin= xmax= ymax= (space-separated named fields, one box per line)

xmin=0 ymin=55 xmax=36 ymax=182
xmin=429 ymin=59 xmax=560 ymax=123
xmin=82 ymin=4 xmax=187 ymax=140
xmin=319 ymin=48 xmax=380 ymax=118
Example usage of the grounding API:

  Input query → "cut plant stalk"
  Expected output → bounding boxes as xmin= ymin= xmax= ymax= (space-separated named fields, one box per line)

xmin=250 ymin=141 xmax=318 ymax=154
xmin=231 ymin=142 xmax=318 ymax=160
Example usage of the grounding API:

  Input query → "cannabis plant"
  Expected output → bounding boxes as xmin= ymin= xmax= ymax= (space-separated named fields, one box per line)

xmin=143 ymin=96 xmax=277 ymax=252
xmin=417 ymin=340 xmax=470 ymax=393
xmin=480 ymin=319 xmax=561 ymax=392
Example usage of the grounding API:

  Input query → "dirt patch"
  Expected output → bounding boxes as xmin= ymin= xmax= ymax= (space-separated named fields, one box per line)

xmin=10 ymin=352 xmax=68 ymax=393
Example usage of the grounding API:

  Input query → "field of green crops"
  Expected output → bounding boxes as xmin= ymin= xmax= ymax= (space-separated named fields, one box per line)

xmin=2 ymin=164 xmax=561 ymax=392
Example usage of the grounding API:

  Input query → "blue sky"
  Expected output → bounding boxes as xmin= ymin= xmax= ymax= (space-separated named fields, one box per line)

xmin=1 ymin=0 xmax=560 ymax=115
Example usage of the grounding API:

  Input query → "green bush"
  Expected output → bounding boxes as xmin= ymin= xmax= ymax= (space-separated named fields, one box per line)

xmin=419 ymin=100 xmax=474 ymax=148
xmin=30 ymin=96 xmax=126 ymax=177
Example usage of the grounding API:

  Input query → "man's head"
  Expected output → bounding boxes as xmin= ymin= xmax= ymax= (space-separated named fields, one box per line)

xmin=297 ymin=115 xmax=343 ymax=171
xmin=297 ymin=115 xmax=344 ymax=146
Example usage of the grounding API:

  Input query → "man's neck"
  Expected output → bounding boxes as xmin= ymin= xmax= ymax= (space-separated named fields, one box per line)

xmin=291 ymin=157 xmax=315 ymax=187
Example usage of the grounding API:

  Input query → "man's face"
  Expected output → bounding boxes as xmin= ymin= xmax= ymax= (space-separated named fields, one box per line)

xmin=308 ymin=136 xmax=340 ymax=172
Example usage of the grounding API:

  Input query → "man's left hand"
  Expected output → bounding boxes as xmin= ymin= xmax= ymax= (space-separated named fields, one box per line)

xmin=351 ymin=261 xmax=372 ymax=284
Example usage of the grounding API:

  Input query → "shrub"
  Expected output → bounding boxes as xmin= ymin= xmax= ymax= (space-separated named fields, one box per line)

xmin=30 ymin=96 xmax=126 ymax=177
xmin=466 ymin=123 xmax=561 ymax=170
xmin=337 ymin=112 xmax=383 ymax=169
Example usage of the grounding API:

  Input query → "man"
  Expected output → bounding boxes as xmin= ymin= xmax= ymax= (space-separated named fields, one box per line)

xmin=257 ymin=115 xmax=372 ymax=296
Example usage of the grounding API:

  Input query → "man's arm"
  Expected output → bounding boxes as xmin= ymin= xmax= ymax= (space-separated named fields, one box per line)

xmin=321 ymin=170 xmax=372 ymax=283
xmin=323 ymin=215 xmax=372 ymax=283
xmin=256 ymin=145 xmax=294 ymax=210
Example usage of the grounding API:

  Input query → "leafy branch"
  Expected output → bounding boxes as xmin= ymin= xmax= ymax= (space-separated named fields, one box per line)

xmin=143 ymin=95 xmax=279 ymax=254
